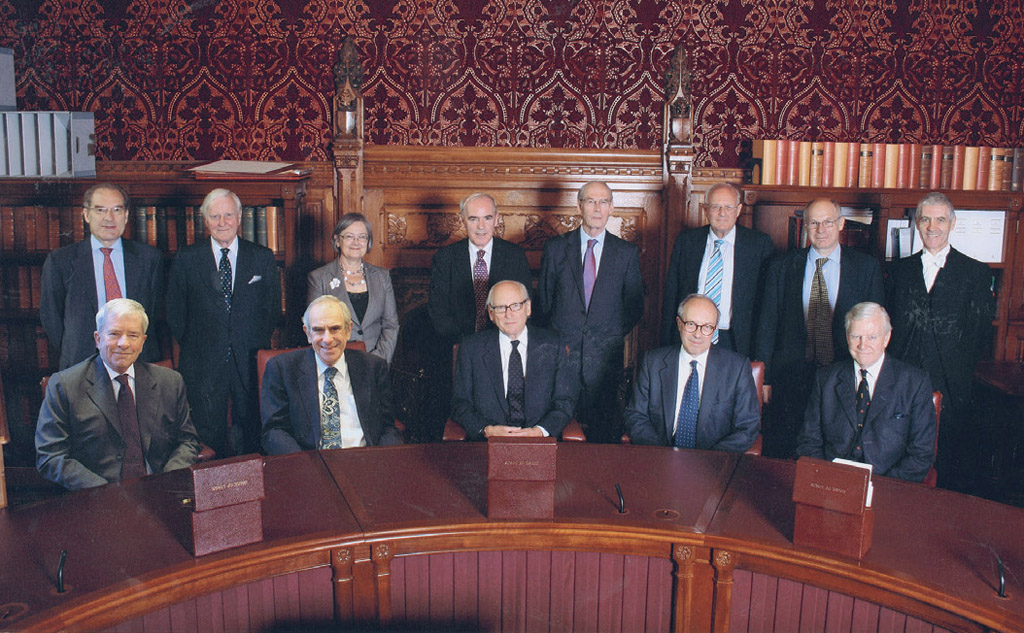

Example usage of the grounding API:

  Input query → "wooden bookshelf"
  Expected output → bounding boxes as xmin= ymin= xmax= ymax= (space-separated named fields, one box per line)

xmin=0 ymin=165 xmax=309 ymax=472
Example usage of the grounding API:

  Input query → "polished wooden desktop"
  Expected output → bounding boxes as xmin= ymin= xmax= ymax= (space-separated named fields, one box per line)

xmin=0 ymin=445 xmax=1021 ymax=633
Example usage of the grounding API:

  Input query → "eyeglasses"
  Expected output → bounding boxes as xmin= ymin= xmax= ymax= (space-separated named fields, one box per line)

xmin=488 ymin=300 xmax=529 ymax=315
xmin=87 ymin=205 xmax=127 ymax=216
xmin=806 ymin=218 xmax=838 ymax=230
xmin=339 ymin=234 xmax=369 ymax=243
xmin=581 ymin=198 xmax=612 ymax=208
xmin=681 ymin=321 xmax=716 ymax=336
xmin=707 ymin=204 xmax=738 ymax=213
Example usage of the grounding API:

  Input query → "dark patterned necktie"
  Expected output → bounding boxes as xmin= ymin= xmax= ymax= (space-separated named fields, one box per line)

xmin=674 ymin=360 xmax=699 ymax=448
xmin=319 ymin=367 xmax=342 ymax=449
xmin=219 ymin=247 xmax=232 ymax=310
xmin=854 ymin=368 xmax=870 ymax=459
xmin=473 ymin=249 xmax=488 ymax=331
xmin=806 ymin=257 xmax=833 ymax=365
xmin=583 ymin=238 xmax=597 ymax=308
xmin=116 ymin=374 xmax=146 ymax=480
xmin=507 ymin=340 xmax=526 ymax=426
xmin=100 ymin=247 xmax=122 ymax=301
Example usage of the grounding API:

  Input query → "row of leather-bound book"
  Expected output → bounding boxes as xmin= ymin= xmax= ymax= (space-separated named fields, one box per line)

xmin=752 ymin=140 xmax=1023 ymax=192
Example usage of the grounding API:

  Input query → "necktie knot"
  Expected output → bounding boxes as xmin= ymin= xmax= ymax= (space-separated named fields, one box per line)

xmin=477 ymin=249 xmax=485 ymax=260
xmin=816 ymin=257 xmax=827 ymax=271
xmin=587 ymin=238 xmax=597 ymax=249
xmin=116 ymin=373 xmax=130 ymax=388
xmin=714 ymin=239 xmax=723 ymax=249
xmin=860 ymin=368 xmax=869 ymax=380
xmin=691 ymin=359 xmax=698 ymax=372
xmin=511 ymin=340 xmax=519 ymax=351
xmin=101 ymin=247 xmax=113 ymax=257
xmin=221 ymin=247 xmax=230 ymax=256
xmin=325 ymin=366 xmax=338 ymax=382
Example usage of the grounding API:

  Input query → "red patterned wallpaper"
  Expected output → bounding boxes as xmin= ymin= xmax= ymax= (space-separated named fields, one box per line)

xmin=1 ymin=0 xmax=1021 ymax=167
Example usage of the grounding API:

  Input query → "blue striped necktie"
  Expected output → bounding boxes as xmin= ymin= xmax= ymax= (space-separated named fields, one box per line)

xmin=704 ymin=239 xmax=724 ymax=343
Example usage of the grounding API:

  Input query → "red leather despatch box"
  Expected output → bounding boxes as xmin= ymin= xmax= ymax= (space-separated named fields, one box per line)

xmin=190 ymin=499 xmax=263 ymax=557
xmin=185 ymin=454 xmax=265 ymax=512
xmin=792 ymin=457 xmax=873 ymax=559
xmin=487 ymin=436 xmax=556 ymax=519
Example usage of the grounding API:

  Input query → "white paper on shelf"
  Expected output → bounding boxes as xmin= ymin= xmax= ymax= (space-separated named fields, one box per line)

xmin=0 ymin=48 xmax=14 ymax=111
xmin=20 ymin=112 xmax=38 ymax=176
xmin=189 ymin=160 xmax=294 ymax=175
xmin=5 ymin=112 xmax=22 ymax=175
xmin=832 ymin=458 xmax=874 ymax=508
xmin=948 ymin=210 xmax=1005 ymax=263
xmin=885 ymin=218 xmax=911 ymax=259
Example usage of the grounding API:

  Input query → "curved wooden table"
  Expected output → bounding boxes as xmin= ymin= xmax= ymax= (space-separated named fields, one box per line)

xmin=0 ymin=445 xmax=1020 ymax=633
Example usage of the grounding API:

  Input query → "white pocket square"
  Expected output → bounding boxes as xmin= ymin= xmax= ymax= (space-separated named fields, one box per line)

xmin=248 ymin=275 xmax=262 ymax=284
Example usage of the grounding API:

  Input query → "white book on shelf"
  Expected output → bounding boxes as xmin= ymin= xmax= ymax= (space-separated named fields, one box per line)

xmin=36 ymin=111 xmax=54 ymax=175
xmin=20 ymin=111 xmax=38 ymax=176
xmin=0 ymin=48 xmax=14 ymax=111
xmin=52 ymin=111 xmax=70 ymax=175
xmin=5 ymin=112 xmax=22 ymax=176
xmin=69 ymin=111 xmax=95 ymax=177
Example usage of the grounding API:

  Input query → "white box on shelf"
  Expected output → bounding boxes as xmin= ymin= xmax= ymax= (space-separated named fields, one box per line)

xmin=0 ymin=48 xmax=14 ymax=111
xmin=69 ymin=111 xmax=95 ymax=177
xmin=4 ymin=112 xmax=23 ymax=176
xmin=36 ymin=111 xmax=54 ymax=175
xmin=20 ymin=111 xmax=39 ymax=176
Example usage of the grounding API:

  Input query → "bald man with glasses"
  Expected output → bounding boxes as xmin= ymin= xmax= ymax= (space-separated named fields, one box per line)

xmin=451 ymin=280 xmax=578 ymax=439
xmin=625 ymin=294 xmax=759 ymax=451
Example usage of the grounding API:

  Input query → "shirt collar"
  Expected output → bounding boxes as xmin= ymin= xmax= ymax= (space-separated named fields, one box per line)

xmin=707 ymin=225 xmax=736 ymax=247
xmin=469 ymin=238 xmax=493 ymax=258
xmin=314 ymin=350 xmax=348 ymax=380
xmin=211 ymin=236 xmax=239 ymax=253
xmin=809 ymin=245 xmax=841 ymax=264
xmin=91 ymin=235 xmax=123 ymax=251
xmin=856 ymin=352 xmax=886 ymax=378
xmin=499 ymin=326 xmax=528 ymax=346
xmin=102 ymin=360 xmax=136 ymax=382
xmin=922 ymin=244 xmax=951 ymax=267
xmin=679 ymin=346 xmax=710 ymax=368
xmin=580 ymin=227 xmax=607 ymax=246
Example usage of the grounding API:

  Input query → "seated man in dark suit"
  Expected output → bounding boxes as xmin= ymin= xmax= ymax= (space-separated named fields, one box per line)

xmin=797 ymin=302 xmax=936 ymax=482
xmin=261 ymin=295 xmax=401 ymax=453
xmin=452 ymin=280 xmax=578 ymax=439
xmin=625 ymin=294 xmax=760 ymax=451
xmin=36 ymin=299 xmax=200 ymax=490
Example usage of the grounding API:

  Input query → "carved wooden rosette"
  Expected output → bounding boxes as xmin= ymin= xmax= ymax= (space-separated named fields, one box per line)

xmin=333 ymin=36 xmax=365 ymax=220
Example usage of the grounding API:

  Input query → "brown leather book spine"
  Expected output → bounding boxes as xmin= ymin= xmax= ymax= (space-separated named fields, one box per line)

xmin=146 ymin=206 xmax=158 ymax=247
xmin=845 ymin=142 xmax=860 ymax=188
xmin=166 ymin=207 xmax=178 ymax=252
xmin=786 ymin=140 xmax=800 ymax=185
xmin=895 ymin=144 xmax=910 ymax=188
xmin=1012 ymin=148 xmax=1023 ymax=191
xmin=988 ymin=148 xmax=1003 ymax=191
xmin=858 ymin=145 xmax=873 ymax=188
xmin=0 ymin=206 xmax=13 ymax=252
xmin=821 ymin=141 xmax=835 ymax=187
xmin=73 ymin=205 xmax=86 ymax=241
xmin=809 ymin=142 xmax=824 ymax=186
xmin=184 ymin=206 xmax=196 ymax=245
xmin=976 ymin=146 xmax=991 ymax=191
xmin=17 ymin=265 xmax=31 ymax=309
xmin=34 ymin=208 xmax=49 ymax=252
xmin=951 ymin=145 xmax=966 ymax=189
xmin=883 ymin=143 xmax=899 ymax=188
xmin=871 ymin=142 xmax=887 ymax=188
xmin=35 ymin=324 xmax=49 ymax=370
xmin=19 ymin=207 xmax=34 ymax=252
xmin=906 ymin=144 xmax=921 ymax=189
xmin=963 ymin=146 xmax=980 ymax=191
xmin=774 ymin=139 xmax=787 ymax=186
xmin=798 ymin=141 xmax=813 ymax=186
xmin=265 ymin=205 xmax=280 ymax=253
xmin=47 ymin=206 xmax=60 ymax=249
xmin=1001 ymin=148 xmax=1013 ymax=191
xmin=30 ymin=265 xmax=41 ymax=309
xmin=919 ymin=145 xmax=933 ymax=188
xmin=939 ymin=145 xmax=954 ymax=189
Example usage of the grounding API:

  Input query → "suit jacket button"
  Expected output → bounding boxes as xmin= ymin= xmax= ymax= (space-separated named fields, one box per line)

xmin=358 ymin=329 xmax=363 ymax=335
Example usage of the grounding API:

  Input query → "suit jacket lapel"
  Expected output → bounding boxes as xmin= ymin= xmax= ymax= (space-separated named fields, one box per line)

xmin=133 ymin=362 xmax=158 ymax=455
xmin=784 ymin=249 xmax=807 ymax=331
xmin=698 ymin=350 xmax=723 ymax=427
xmin=345 ymin=350 xmax=372 ymax=435
xmin=204 ymin=241 xmax=223 ymax=297
xmin=297 ymin=350 xmax=320 ymax=443
xmin=566 ymin=230 xmax=586 ymax=307
xmin=360 ymin=267 xmax=381 ymax=328
xmin=122 ymin=241 xmax=143 ymax=300
xmin=658 ymin=351 xmax=679 ymax=440
xmin=74 ymin=240 xmax=100 ymax=314
xmin=482 ymin=334 xmax=509 ymax=418
xmin=86 ymin=356 xmax=121 ymax=438
xmin=862 ymin=358 xmax=892 ymax=431
xmin=456 ymin=238 xmax=473 ymax=292
xmin=831 ymin=365 xmax=859 ymax=432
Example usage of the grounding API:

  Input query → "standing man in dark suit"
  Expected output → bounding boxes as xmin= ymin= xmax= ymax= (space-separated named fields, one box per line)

xmin=167 ymin=188 xmax=280 ymax=458
xmin=886 ymin=192 xmax=995 ymax=488
xmin=537 ymin=181 xmax=645 ymax=443
xmin=40 ymin=183 xmax=164 ymax=369
xmin=36 ymin=299 xmax=200 ymax=490
xmin=798 ymin=302 xmax=936 ymax=482
xmin=261 ymin=295 xmax=401 ymax=454
xmin=426 ymin=193 xmax=532 ymax=437
xmin=661 ymin=183 xmax=773 ymax=357
xmin=756 ymin=198 xmax=884 ymax=458
xmin=627 ymin=294 xmax=760 ymax=451
xmin=451 ymin=280 xmax=578 ymax=439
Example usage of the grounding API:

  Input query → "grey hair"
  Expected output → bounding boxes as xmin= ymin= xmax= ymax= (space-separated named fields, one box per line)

xmin=460 ymin=192 xmax=498 ymax=218
xmin=96 ymin=298 xmax=149 ymax=334
xmin=303 ymin=295 xmax=352 ymax=330
xmin=676 ymin=293 xmax=721 ymax=325
xmin=200 ymin=188 xmax=242 ymax=219
xmin=83 ymin=183 xmax=130 ymax=211
xmin=845 ymin=301 xmax=892 ymax=333
xmin=804 ymin=197 xmax=842 ymax=217
xmin=704 ymin=182 xmax=742 ymax=207
xmin=915 ymin=192 xmax=955 ymax=221
xmin=577 ymin=181 xmax=613 ymax=204
xmin=332 ymin=212 xmax=374 ymax=253
xmin=486 ymin=280 xmax=530 ymax=307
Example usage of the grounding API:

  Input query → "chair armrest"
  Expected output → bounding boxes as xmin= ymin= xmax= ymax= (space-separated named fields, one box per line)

xmin=745 ymin=434 xmax=763 ymax=456
xmin=195 ymin=444 xmax=216 ymax=463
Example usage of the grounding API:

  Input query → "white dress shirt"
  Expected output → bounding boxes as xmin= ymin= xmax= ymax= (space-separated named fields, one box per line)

xmin=467 ymin=238 xmax=493 ymax=273
xmin=854 ymin=353 xmax=886 ymax=398
xmin=314 ymin=353 xmax=365 ymax=448
xmin=210 ymin=236 xmax=239 ymax=290
xmin=921 ymin=244 xmax=950 ymax=292
xmin=672 ymin=347 xmax=710 ymax=434
xmin=579 ymin=228 xmax=607 ymax=274
xmin=91 ymin=235 xmax=127 ymax=304
xmin=802 ymin=246 xmax=841 ymax=316
xmin=497 ymin=327 xmax=549 ymax=436
xmin=697 ymin=227 xmax=736 ymax=330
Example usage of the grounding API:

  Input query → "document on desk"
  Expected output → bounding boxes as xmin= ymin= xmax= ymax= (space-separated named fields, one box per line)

xmin=833 ymin=458 xmax=873 ymax=507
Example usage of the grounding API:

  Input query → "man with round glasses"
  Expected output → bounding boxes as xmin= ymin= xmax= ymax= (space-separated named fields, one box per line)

xmin=41 ymin=183 xmax=165 ymax=369
xmin=451 ymin=280 xmax=578 ymax=439
xmin=624 ymin=294 xmax=759 ymax=451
